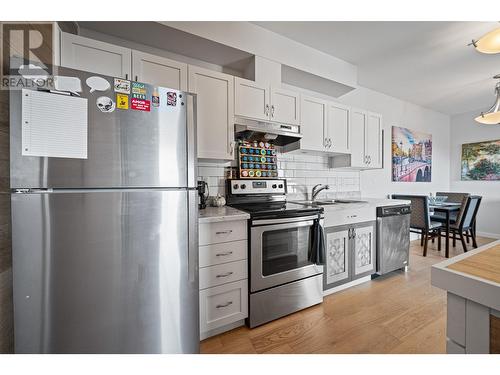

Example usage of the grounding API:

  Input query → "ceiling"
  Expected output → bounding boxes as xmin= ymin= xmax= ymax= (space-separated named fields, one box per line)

xmin=253 ymin=21 xmax=500 ymax=115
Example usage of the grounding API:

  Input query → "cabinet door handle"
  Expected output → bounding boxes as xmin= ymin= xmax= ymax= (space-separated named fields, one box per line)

xmin=216 ymin=301 xmax=233 ymax=309
xmin=265 ymin=104 xmax=270 ymax=116
xmin=135 ymin=75 xmax=138 ymax=81
xmin=271 ymin=105 xmax=275 ymax=118
xmin=329 ymin=138 xmax=332 ymax=148
xmin=125 ymin=73 xmax=128 ymax=80
xmin=216 ymin=230 xmax=233 ymax=235
xmin=229 ymin=141 xmax=235 ymax=156
xmin=216 ymin=271 xmax=234 ymax=278
xmin=324 ymin=138 xmax=328 ymax=148
xmin=215 ymin=251 xmax=233 ymax=257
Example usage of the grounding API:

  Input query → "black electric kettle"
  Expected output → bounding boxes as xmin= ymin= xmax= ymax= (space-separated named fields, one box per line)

xmin=197 ymin=180 xmax=209 ymax=209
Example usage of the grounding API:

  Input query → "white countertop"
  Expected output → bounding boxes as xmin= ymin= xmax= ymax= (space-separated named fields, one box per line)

xmin=360 ymin=198 xmax=411 ymax=207
xmin=198 ymin=206 xmax=250 ymax=224
xmin=319 ymin=197 xmax=410 ymax=212
xmin=431 ymin=240 xmax=500 ymax=311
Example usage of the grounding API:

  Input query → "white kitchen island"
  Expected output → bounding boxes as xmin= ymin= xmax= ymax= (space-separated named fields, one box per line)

xmin=431 ymin=240 xmax=500 ymax=354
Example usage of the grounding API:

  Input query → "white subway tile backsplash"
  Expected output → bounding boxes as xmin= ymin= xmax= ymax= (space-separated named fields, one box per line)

xmin=197 ymin=150 xmax=360 ymax=200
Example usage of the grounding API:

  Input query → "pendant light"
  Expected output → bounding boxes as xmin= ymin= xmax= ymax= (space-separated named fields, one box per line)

xmin=470 ymin=27 xmax=500 ymax=54
xmin=475 ymin=75 xmax=500 ymax=125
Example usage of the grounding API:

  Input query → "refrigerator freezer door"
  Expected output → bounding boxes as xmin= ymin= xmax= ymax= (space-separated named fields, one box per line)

xmin=10 ymin=66 xmax=194 ymax=189
xmin=11 ymin=190 xmax=199 ymax=353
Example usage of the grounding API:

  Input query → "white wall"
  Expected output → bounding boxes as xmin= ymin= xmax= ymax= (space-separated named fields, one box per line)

xmin=80 ymin=22 xmax=454 ymax=220
xmin=336 ymin=86 xmax=452 ymax=199
xmin=449 ymin=110 xmax=500 ymax=238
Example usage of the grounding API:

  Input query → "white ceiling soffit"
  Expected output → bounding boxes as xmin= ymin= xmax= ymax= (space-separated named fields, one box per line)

xmin=77 ymin=21 xmax=253 ymax=68
xmin=253 ymin=21 xmax=500 ymax=115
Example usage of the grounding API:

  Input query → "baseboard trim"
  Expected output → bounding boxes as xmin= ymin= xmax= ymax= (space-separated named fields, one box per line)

xmin=323 ymin=275 xmax=372 ymax=297
xmin=477 ymin=231 xmax=500 ymax=239
xmin=200 ymin=319 xmax=245 ymax=341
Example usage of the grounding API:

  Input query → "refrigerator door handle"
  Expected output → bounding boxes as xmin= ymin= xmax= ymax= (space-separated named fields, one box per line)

xmin=187 ymin=94 xmax=198 ymax=188
xmin=187 ymin=190 xmax=199 ymax=284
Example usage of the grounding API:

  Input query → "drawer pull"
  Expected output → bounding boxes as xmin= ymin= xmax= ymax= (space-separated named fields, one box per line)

xmin=216 ymin=272 xmax=234 ymax=278
xmin=216 ymin=301 xmax=233 ymax=309
xmin=216 ymin=230 xmax=233 ymax=235
xmin=216 ymin=251 xmax=233 ymax=257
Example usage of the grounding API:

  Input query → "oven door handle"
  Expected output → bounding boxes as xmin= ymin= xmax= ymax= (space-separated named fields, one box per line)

xmin=251 ymin=219 xmax=316 ymax=233
xmin=252 ymin=215 xmax=320 ymax=226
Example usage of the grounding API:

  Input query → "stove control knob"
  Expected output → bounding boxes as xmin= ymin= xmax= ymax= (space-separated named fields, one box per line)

xmin=278 ymin=184 xmax=283 ymax=189
xmin=233 ymin=184 xmax=238 ymax=190
xmin=241 ymin=184 xmax=246 ymax=189
xmin=272 ymin=184 xmax=277 ymax=189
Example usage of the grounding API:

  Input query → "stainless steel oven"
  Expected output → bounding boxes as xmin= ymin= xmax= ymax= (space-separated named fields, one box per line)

xmin=226 ymin=179 xmax=324 ymax=328
xmin=250 ymin=215 xmax=324 ymax=293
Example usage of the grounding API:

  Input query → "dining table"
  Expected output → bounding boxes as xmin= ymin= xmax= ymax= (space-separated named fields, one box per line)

xmin=429 ymin=202 xmax=462 ymax=258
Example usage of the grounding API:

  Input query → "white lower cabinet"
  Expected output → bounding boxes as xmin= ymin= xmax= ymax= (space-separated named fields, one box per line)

xmin=324 ymin=221 xmax=376 ymax=291
xmin=199 ymin=219 xmax=248 ymax=339
xmin=199 ymin=280 xmax=248 ymax=334
xmin=353 ymin=224 xmax=376 ymax=276
xmin=325 ymin=228 xmax=350 ymax=286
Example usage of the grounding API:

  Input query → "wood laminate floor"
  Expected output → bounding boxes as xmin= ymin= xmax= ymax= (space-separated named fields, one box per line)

xmin=201 ymin=236 xmax=496 ymax=354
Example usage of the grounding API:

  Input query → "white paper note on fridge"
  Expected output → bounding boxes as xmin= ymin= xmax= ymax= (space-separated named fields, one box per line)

xmin=21 ymin=89 xmax=88 ymax=159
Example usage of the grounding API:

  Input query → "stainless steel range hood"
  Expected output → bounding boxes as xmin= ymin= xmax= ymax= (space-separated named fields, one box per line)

xmin=234 ymin=117 xmax=302 ymax=146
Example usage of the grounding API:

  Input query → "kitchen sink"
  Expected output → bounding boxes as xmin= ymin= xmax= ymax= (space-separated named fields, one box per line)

xmin=292 ymin=199 xmax=367 ymax=206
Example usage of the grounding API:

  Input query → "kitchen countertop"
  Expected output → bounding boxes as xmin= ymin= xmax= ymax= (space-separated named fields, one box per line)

xmin=309 ymin=197 xmax=411 ymax=212
xmin=198 ymin=206 xmax=250 ymax=224
xmin=360 ymin=198 xmax=411 ymax=207
xmin=431 ymin=239 xmax=500 ymax=311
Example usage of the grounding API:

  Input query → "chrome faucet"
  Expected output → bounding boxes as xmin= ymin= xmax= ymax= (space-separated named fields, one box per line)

xmin=311 ymin=184 xmax=330 ymax=201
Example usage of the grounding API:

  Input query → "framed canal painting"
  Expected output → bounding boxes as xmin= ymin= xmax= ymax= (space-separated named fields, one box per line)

xmin=391 ymin=126 xmax=432 ymax=182
xmin=461 ymin=139 xmax=500 ymax=181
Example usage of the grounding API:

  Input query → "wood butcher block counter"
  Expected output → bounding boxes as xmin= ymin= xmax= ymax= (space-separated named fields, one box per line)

xmin=432 ymin=240 xmax=500 ymax=354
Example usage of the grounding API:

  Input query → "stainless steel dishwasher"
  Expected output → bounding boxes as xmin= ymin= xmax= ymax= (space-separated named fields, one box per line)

xmin=376 ymin=205 xmax=411 ymax=275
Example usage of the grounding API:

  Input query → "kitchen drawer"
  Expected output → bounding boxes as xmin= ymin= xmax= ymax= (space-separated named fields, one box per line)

xmin=324 ymin=206 xmax=376 ymax=227
xmin=199 ymin=259 xmax=248 ymax=290
xmin=199 ymin=240 xmax=247 ymax=268
xmin=200 ymin=279 xmax=248 ymax=333
xmin=199 ymin=220 xmax=247 ymax=246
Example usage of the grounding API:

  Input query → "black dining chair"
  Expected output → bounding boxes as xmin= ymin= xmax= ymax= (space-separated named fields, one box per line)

xmin=392 ymin=194 xmax=443 ymax=256
xmin=431 ymin=192 xmax=470 ymax=225
xmin=445 ymin=196 xmax=482 ymax=252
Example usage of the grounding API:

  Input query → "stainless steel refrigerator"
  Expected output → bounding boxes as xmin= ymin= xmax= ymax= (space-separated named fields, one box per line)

xmin=9 ymin=65 xmax=199 ymax=353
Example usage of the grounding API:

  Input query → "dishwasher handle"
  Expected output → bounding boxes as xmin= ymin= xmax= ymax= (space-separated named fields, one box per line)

xmin=376 ymin=205 xmax=411 ymax=217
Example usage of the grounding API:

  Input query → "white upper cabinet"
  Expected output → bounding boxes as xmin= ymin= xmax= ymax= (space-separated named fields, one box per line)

xmin=132 ymin=50 xmax=187 ymax=90
xmin=365 ymin=112 xmax=383 ymax=168
xmin=337 ymin=108 xmax=382 ymax=169
xmin=189 ymin=65 xmax=234 ymax=160
xmin=234 ymin=77 xmax=270 ymax=121
xmin=349 ymin=108 xmax=367 ymax=167
xmin=300 ymin=95 xmax=327 ymax=152
xmin=327 ymin=102 xmax=350 ymax=154
xmin=270 ymin=86 xmax=300 ymax=125
xmin=60 ymin=32 xmax=131 ymax=78
xmin=234 ymin=77 xmax=299 ymax=125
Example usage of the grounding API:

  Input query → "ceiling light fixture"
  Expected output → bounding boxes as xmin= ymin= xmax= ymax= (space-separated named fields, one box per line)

xmin=470 ymin=26 xmax=500 ymax=54
xmin=475 ymin=75 xmax=500 ymax=125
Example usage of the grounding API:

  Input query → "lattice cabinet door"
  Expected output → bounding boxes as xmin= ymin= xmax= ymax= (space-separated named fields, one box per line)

xmin=353 ymin=222 xmax=376 ymax=277
xmin=325 ymin=227 xmax=351 ymax=286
